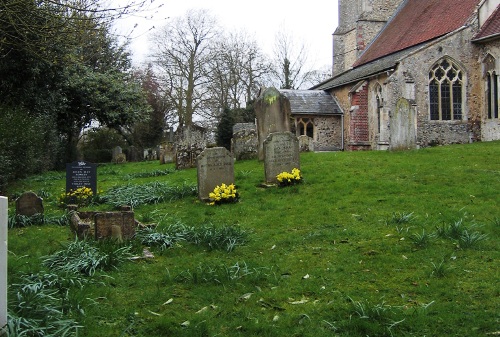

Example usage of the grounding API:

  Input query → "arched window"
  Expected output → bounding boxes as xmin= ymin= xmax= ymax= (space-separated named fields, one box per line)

xmin=429 ymin=58 xmax=464 ymax=121
xmin=297 ymin=118 xmax=314 ymax=138
xmin=484 ymin=54 xmax=499 ymax=119
xmin=375 ymin=84 xmax=383 ymax=134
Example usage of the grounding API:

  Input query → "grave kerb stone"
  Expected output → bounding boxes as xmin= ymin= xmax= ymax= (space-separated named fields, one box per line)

xmin=0 ymin=197 xmax=7 ymax=334
xmin=196 ymin=147 xmax=235 ymax=200
xmin=263 ymin=132 xmax=300 ymax=184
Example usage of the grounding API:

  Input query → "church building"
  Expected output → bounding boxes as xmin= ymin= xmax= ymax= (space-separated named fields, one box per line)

xmin=312 ymin=0 xmax=500 ymax=150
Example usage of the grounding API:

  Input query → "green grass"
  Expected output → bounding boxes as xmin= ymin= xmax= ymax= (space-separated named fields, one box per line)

xmin=5 ymin=141 xmax=500 ymax=336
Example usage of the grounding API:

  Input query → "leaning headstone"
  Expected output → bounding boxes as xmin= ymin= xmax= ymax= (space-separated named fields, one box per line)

xmin=0 ymin=197 xmax=7 ymax=335
xmin=255 ymin=87 xmax=292 ymax=160
xmin=196 ymin=147 xmax=234 ymax=200
xmin=66 ymin=161 xmax=97 ymax=194
xmin=15 ymin=191 xmax=44 ymax=216
xmin=263 ymin=132 xmax=300 ymax=184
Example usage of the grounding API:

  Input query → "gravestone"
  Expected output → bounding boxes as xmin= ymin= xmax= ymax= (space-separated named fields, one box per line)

xmin=66 ymin=161 xmax=97 ymax=194
xmin=298 ymin=135 xmax=315 ymax=152
xmin=255 ymin=87 xmax=292 ymax=160
xmin=0 ymin=197 xmax=7 ymax=334
xmin=196 ymin=147 xmax=234 ymax=200
xmin=112 ymin=146 xmax=122 ymax=162
xmin=15 ymin=191 xmax=44 ymax=216
xmin=264 ymin=132 xmax=300 ymax=184
xmin=232 ymin=123 xmax=258 ymax=160
xmin=159 ymin=143 xmax=175 ymax=164
xmin=176 ymin=125 xmax=207 ymax=170
xmin=127 ymin=145 xmax=140 ymax=162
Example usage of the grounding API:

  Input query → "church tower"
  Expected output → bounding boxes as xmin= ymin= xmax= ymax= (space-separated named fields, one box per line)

xmin=332 ymin=0 xmax=404 ymax=75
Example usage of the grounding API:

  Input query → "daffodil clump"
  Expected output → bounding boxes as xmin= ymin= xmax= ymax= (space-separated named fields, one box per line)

xmin=59 ymin=186 xmax=94 ymax=207
xmin=208 ymin=183 xmax=239 ymax=205
xmin=276 ymin=168 xmax=302 ymax=187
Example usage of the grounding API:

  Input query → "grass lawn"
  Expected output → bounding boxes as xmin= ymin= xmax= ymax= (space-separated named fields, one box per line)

xmin=4 ymin=141 xmax=500 ymax=336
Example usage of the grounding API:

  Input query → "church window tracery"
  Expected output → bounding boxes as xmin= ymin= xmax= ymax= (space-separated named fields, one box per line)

xmin=428 ymin=58 xmax=463 ymax=121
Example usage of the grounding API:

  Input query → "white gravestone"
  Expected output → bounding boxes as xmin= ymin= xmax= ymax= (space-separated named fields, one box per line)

xmin=0 ymin=196 xmax=7 ymax=334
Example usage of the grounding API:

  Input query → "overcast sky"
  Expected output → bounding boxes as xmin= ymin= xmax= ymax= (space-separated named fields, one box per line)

xmin=113 ymin=1 xmax=339 ymax=69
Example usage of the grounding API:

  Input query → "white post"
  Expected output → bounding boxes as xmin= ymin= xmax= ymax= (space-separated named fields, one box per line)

xmin=0 ymin=196 xmax=7 ymax=334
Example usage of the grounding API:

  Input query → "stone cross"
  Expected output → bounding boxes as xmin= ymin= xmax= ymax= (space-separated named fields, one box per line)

xmin=0 ymin=196 xmax=7 ymax=334
xmin=196 ymin=147 xmax=235 ymax=200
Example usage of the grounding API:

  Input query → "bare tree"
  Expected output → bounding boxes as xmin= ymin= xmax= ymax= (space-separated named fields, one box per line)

xmin=205 ymin=30 xmax=272 ymax=117
xmin=271 ymin=28 xmax=315 ymax=90
xmin=151 ymin=8 xmax=220 ymax=128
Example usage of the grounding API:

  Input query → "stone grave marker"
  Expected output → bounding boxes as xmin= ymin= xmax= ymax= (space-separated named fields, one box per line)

xmin=0 ymin=197 xmax=7 ymax=334
xmin=15 ymin=191 xmax=44 ymax=216
xmin=264 ymin=132 xmax=300 ymax=184
xmin=112 ymin=146 xmax=122 ymax=162
xmin=232 ymin=123 xmax=258 ymax=160
xmin=66 ymin=161 xmax=97 ymax=194
xmin=176 ymin=125 xmax=207 ymax=170
xmin=255 ymin=87 xmax=292 ymax=160
xmin=196 ymin=147 xmax=234 ymax=200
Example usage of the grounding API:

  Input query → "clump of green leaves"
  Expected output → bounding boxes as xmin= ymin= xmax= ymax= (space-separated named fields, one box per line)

xmin=137 ymin=222 xmax=248 ymax=252
xmin=436 ymin=218 xmax=488 ymax=249
xmin=8 ymin=212 xmax=70 ymax=228
xmin=42 ymin=239 xmax=133 ymax=276
xmin=386 ymin=211 xmax=415 ymax=225
xmin=7 ymin=273 xmax=86 ymax=337
xmin=102 ymin=181 xmax=196 ymax=208
xmin=410 ymin=230 xmax=434 ymax=248
xmin=125 ymin=168 xmax=175 ymax=179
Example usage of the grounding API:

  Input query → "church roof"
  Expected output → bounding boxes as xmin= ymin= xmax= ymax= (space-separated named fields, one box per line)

xmin=472 ymin=5 xmax=500 ymax=42
xmin=312 ymin=46 xmax=420 ymax=91
xmin=279 ymin=89 xmax=343 ymax=115
xmin=353 ymin=0 xmax=479 ymax=67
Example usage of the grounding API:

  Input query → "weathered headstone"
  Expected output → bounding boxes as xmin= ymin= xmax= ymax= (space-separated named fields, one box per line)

xmin=112 ymin=146 xmax=122 ymax=162
xmin=232 ymin=123 xmax=258 ymax=160
xmin=175 ymin=125 xmax=207 ymax=170
xmin=264 ymin=132 xmax=300 ymax=184
xmin=159 ymin=143 xmax=175 ymax=164
xmin=298 ymin=135 xmax=315 ymax=152
xmin=0 ymin=197 xmax=7 ymax=335
xmin=127 ymin=145 xmax=140 ymax=162
xmin=66 ymin=161 xmax=97 ymax=194
xmin=15 ymin=191 xmax=44 ymax=216
xmin=196 ymin=147 xmax=234 ymax=200
xmin=255 ymin=87 xmax=292 ymax=160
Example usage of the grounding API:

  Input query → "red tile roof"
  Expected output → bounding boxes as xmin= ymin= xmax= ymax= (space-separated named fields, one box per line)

xmin=353 ymin=0 xmax=479 ymax=67
xmin=473 ymin=5 xmax=500 ymax=42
